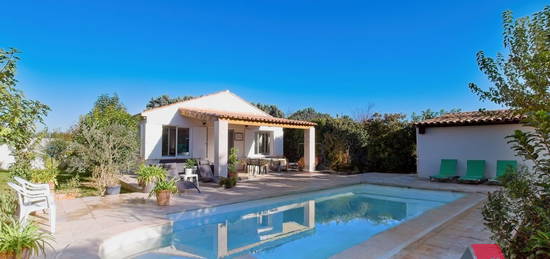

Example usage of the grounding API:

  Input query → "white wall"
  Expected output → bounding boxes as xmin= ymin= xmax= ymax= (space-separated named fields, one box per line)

xmin=416 ymin=124 xmax=531 ymax=178
xmin=204 ymin=124 xmax=284 ymax=161
xmin=243 ymin=126 xmax=284 ymax=158
xmin=141 ymin=104 xmax=205 ymax=163
xmin=0 ymin=144 xmax=15 ymax=170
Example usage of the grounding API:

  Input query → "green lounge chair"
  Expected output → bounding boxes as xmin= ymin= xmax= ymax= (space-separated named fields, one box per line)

xmin=488 ymin=160 xmax=517 ymax=184
xmin=429 ymin=159 xmax=458 ymax=182
xmin=458 ymin=160 xmax=486 ymax=183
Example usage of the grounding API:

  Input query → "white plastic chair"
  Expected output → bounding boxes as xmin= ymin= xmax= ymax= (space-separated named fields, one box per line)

xmin=7 ymin=179 xmax=56 ymax=233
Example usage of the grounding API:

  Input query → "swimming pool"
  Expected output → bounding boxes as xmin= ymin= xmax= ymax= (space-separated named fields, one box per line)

xmin=122 ymin=184 xmax=463 ymax=259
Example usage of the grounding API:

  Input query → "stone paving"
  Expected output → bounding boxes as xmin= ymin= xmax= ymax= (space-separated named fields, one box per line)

xmin=392 ymin=203 xmax=492 ymax=259
xmin=39 ymin=172 xmax=499 ymax=259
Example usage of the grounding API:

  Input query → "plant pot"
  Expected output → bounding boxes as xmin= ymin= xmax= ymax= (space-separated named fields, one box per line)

xmin=184 ymin=168 xmax=193 ymax=175
xmin=0 ymin=248 xmax=31 ymax=259
xmin=155 ymin=190 xmax=171 ymax=206
xmin=105 ymin=185 xmax=121 ymax=195
xmin=142 ymin=182 xmax=155 ymax=193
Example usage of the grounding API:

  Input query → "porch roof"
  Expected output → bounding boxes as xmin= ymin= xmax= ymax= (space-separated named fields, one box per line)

xmin=179 ymin=107 xmax=316 ymax=129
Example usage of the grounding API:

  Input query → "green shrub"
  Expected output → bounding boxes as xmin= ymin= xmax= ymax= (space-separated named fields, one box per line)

xmin=136 ymin=165 xmax=166 ymax=184
xmin=219 ymin=176 xmax=237 ymax=189
xmin=30 ymin=165 xmax=59 ymax=186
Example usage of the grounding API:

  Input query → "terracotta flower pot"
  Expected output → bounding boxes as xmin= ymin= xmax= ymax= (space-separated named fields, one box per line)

xmin=155 ymin=190 xmax=172 ymax=206
xmin=0 ymin=248 xmax=31 ymax=259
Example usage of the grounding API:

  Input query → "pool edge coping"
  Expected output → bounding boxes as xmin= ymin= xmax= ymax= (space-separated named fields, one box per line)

xmin=330 ymin=192 xmax=486 ymax=259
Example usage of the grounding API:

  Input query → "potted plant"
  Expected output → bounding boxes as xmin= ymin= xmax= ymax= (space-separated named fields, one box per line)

xmin=0 ymin=220 xmax=53 ymax=259
xmin=149 ymin=178 xmax=178 ymax=206
xmin=136 ymin=164 xmax=166 ymax=193
xmin=219 ymin=147 xmax=238 ymax=189
xmin=93 ymin=165 xmax=122 ymax=195
xmin=184 ymin=159 xmax=197 ymax=175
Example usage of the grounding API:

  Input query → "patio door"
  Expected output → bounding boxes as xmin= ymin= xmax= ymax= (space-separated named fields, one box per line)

xmin=228 ymin=129 xmax=234 ymax=153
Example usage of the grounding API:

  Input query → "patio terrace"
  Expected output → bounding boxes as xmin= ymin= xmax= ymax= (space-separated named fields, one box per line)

xmin=41 ymin=172 xmax=498 ymax=259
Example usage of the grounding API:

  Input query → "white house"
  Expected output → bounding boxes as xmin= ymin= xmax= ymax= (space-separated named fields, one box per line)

xmin=415 ymin=110 xmax=531 ymax=178
xmin=139 ymin=90 xmax=317 ymax=177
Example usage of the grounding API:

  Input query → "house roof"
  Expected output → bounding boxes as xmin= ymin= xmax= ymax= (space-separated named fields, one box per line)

xmin=179 ymin=107 xmax=317 ymax=129
xmin=141 ymin=90 xmax=272 ymax=117
xmin=415 ymin=110 xmax=525 ymax=127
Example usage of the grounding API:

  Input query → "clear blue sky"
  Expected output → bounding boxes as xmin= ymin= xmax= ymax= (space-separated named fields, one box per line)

xmin=2 ymin=0 xmax=547 ymax=130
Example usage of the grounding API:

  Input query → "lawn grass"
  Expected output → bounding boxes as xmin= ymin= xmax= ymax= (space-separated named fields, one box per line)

xmin=0 ymin=169 xmax=9 ymax=192
xmin=56 ymin=170 xmax=99 ymax=197
xmin=1 ymin=169 xmax=132 ymax=197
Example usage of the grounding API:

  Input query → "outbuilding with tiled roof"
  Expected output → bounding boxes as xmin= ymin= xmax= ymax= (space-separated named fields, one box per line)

xmin=415 ymin=109 xmax=531 ymax=179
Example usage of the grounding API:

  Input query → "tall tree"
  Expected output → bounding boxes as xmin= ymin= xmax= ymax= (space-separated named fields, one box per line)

xmin=470 ymin=7 xmax=550 ymax=257
xmin=284 ymin=108 xmax=331 ymax=162
xmin=70 ymin=94 xmax=139 ymax=176
xmin=469 ymin=8 xmax=550 ymax=113
xmin=0 ymin=48 xmax=49 ymax=150
xmin=82 ymin=94 xmax=137 ymax=129
xmin=146 ymin=95 xmax=194 ymax=109
xmin=0 ymin=48 xmax=49 ymax=178
xmin=411 ymin=108 xmax=461 ymax=122
xmin=253 ymin=103 xmax=285 ymax=118
xmin=287 ymin=107 xmax=331 ymax=121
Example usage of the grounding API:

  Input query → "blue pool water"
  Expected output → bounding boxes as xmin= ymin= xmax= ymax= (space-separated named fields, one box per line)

xmin=131 ymin=184 xmax=463 ymax=259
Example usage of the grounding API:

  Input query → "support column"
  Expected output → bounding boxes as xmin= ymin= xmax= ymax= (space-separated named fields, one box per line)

xmin=217 ymin=223 xmax=228 ymax=258
xmin=304 ymin=200 xmax=315 ymax=228
xmin=214 ymin=119 xmax=228 ymax=177
xmin=304 ymin=127 xmax=316 ymax=172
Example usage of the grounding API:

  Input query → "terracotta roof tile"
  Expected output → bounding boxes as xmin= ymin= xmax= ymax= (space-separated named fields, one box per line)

xmin=179 ymin=107 xmax=317 ymax=127
xmin=415 ymin=110 xmax=525 ymax=127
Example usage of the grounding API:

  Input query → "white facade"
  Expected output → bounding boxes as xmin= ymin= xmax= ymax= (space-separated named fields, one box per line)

xmin=140 ymin=91 xmax=289 ymax=176
xmin=0 ymin=144 xmax=15 ymax=170
xmin=416 ymin=124 xmax=531 ymax=178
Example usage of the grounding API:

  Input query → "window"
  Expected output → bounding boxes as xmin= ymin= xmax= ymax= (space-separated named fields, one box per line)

xmin=255 ymin=132 xmax=271 ymax=155
xmin=162 ymin=126 xmax=190 ymax=156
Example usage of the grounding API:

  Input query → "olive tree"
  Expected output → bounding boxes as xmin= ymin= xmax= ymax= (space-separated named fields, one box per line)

xmin=70 ymin=122 xmax=139 ymax=194
xmin=469 ymin=7 xmax=550 ymax=257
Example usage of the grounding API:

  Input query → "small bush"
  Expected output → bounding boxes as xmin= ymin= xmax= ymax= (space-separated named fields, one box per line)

xmin=219 ymin=175 xmax=237 ymax=189
xmin=136 ymin=164 xmax=166 ymax=184
xmin=31 ymin=167 xmax=59 ymax=185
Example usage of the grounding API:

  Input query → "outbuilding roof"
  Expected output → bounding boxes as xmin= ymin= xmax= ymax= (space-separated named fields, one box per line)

xmin=179 ymin=107 xmax=317 ymax=129
xmin=415 ymin=110 xmax=525 ymax=127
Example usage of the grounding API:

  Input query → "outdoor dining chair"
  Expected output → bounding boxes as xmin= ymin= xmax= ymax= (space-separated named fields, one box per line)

xmin=7 ymin=180 xmax=56 ymax=233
